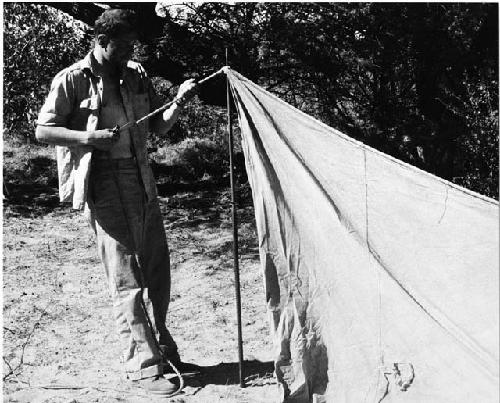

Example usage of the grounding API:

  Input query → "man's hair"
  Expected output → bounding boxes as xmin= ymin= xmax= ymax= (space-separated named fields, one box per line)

xmin=94 ymin=8 xmax=137 ymax=38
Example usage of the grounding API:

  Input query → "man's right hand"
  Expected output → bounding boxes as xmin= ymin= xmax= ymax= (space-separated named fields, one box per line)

xmin=87 ymin=128 xmax=120 ymax=151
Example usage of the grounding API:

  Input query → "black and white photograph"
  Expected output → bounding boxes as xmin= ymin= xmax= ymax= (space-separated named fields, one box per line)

xmin=2 ymin=2 xmax=498 ymax=402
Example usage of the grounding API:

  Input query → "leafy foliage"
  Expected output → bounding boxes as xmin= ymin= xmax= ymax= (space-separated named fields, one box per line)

xmin=4 ymin=2 xmax=498 ymax=198
xmin=157 ymin=2 xmax=498 ymax=197
xmin=3 ymin=3 xmax=91 ymax=142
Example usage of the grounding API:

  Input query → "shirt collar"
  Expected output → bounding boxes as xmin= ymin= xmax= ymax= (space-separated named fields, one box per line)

xmin=81 ymin=51 xmax=131 ymax=82
xmin=80 ymin=51 xmax=103 ymax=78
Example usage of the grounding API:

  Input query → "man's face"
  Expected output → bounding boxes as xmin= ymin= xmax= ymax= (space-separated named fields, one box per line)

xmin=101 ymin=32 xmax=137 ymax=67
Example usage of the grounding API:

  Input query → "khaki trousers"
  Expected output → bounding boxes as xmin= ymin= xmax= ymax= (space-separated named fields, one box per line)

xmin=87 ymin=158 xmax=177 ymax=380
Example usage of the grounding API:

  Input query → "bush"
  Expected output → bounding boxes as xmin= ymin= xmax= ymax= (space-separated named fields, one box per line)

xmin=147 ymin=93 xmax=239 ymax=183
xmin=151 ymin=137 xmax=228 ymax=182
xmin=453 ymin=76 xmax=499 ymax=197
xmin=3 ymin=3 xmax=90 ymax=143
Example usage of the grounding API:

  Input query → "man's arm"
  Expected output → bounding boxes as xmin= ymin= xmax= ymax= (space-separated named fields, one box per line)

xmin=149 ymin=102 xmax=184 ymax=135
xmin=150 ymin=79 xmax=198 ymax=135
xmin=36 ymin=68 xmax=119 ymax=150
xmin=35 ymin=126 xmax=118 ymax=151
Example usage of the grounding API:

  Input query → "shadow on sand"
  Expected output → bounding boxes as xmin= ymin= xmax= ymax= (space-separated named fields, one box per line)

xmin=180 ymin=359 xmax=275 ymax=388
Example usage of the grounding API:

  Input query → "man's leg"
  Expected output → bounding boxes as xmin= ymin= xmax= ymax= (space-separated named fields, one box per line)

xmin=139 ymin=199 xmax=201 ymax=374
xmin=140 ymin=199 xmax=179 ymax=360
xmin=88 ymin=161 xmax=165 ymax=380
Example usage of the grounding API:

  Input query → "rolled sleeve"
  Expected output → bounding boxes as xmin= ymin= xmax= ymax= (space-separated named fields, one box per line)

xmin=37 ymin=70 xmax=75 ymax=127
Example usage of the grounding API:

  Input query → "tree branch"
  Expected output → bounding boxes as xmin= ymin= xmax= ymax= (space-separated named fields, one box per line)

xmin=40 ymin=2 xmax=103 ymax=26
xmin=3 ymin=304 xmax=50 ymax=383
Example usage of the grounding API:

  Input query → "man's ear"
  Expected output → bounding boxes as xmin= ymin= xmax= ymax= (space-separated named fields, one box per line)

xmin=96 ymin=34 xmax=109 ymax=48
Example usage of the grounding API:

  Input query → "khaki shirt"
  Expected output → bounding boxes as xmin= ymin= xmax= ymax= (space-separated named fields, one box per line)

xmin=37 ymin=52 xmax=162 ymax=210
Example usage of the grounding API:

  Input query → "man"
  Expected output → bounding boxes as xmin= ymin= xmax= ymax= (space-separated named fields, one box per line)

xmin=36 ymin=8 xmax=196 ymax=396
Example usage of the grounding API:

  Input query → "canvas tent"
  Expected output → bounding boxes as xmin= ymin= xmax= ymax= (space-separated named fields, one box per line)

xmin=226 ymin=69 xmax=499 ymax=403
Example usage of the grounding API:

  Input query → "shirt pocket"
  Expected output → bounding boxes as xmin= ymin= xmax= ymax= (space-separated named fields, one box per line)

xmin=69 ymin=96 xmax=100 ymax=130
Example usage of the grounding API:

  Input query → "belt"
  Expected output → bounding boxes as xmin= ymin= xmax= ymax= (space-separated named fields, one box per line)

xmin=91 ymin=156 xmax=137 ymax=170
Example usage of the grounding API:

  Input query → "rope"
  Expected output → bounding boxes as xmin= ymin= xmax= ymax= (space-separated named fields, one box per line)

xmin=119 ymin=67 xmax=228 ymax=132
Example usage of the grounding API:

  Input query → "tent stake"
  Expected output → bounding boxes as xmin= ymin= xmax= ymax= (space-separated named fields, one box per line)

xmin=226 ymin=48 xmax=245 ymax=388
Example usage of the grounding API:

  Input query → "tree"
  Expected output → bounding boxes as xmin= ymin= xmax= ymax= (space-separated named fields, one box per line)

xmin=3 ymin=3 xmax=91 ymax=143
xmin=150 ymin=2 xmax=498 ymax=197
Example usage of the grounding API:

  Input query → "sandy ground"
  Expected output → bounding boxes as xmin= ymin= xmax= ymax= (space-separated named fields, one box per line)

xmin=3 ymin=183 xmax=281 ymax=402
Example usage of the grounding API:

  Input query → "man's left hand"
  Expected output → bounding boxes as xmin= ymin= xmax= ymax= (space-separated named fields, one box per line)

xmin=176 ymin=79 xmax=197 ymax=104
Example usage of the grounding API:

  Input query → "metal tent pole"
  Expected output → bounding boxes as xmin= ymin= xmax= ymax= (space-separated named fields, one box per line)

xmin=226 ymin=48 xmax=245 ymax=388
